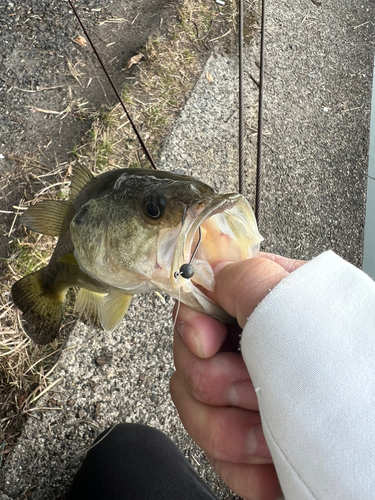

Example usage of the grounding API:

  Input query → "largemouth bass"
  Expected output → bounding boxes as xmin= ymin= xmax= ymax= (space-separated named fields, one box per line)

xmin=11 ymin=165 xmax=262 ymax=345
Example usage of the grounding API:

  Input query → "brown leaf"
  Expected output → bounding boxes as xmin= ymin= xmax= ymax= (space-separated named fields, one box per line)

xmin=73 ymin=36 xmax=87 ymax=47
xmin=206 ymin=72 xmax=214 ymax=83
xmin=124 ymin=53 xmax=144 ymax=70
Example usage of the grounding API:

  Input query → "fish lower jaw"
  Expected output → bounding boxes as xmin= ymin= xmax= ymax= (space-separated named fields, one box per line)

xmin=170 ymin=196 xmax=262 ymax=294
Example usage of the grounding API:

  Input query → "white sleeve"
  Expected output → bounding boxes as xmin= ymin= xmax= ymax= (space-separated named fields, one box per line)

xmin=241 ymin=251 xmax=375 ymax=500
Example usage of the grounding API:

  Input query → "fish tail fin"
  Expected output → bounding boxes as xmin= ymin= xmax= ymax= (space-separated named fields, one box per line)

xmin=11 ymin=269 xmax=66 ymax=345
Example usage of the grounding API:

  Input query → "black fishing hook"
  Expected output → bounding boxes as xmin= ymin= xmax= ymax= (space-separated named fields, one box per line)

xmin=174 ymin=214 xmax=202 ymax=281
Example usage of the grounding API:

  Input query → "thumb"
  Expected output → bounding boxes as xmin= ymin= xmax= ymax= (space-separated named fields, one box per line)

xmin=208 ymin=258 xmax=290 ymax=329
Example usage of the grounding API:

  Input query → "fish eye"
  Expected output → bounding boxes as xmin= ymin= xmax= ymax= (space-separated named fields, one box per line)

xmin=144 ymin=195 xmax=167 ymax=220
xmin=146 ymin=202 xmax=160 ymax=218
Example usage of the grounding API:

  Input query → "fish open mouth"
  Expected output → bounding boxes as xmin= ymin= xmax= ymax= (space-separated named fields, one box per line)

xmin=171 ymin=194 xmax=263 ymax=293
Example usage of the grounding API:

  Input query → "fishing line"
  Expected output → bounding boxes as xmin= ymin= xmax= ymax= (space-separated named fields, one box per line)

xmin=181 ymin=206 xmax=188 ymax=226
xmin=172 ymin=288 xmax=182 ymax=336
xmin=68 ymin=0 xmax=157 ymax=170
xmin=173 ymin=207 xmax=202 ymax=281
xmin=78 ymin=423 xmax=117 ymax=456
xmin=172 ymin=210 xmax=197 ymax=336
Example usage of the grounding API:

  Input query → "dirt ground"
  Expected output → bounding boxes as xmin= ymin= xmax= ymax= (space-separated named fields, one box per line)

xmin=0 ymin=0 xmax=176 ymax=164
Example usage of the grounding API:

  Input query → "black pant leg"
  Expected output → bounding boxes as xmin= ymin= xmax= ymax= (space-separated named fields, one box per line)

xmin=67 ymin=423 xmax=218 ymax=500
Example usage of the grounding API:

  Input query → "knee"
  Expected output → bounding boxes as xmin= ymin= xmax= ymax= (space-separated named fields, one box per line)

xmin=94 ymin=423 xmax=168 ymax=449
xmin=87 ymin=423 xmax=175 ymax=462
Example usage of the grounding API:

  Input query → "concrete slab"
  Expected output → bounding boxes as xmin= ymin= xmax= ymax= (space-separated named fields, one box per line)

xmin=259 ymin=0 xmax=373 ymax=267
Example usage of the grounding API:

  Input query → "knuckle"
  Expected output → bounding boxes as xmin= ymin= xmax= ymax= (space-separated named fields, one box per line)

xmin=186 ymin=366 xmax=211 ymax=403
xmin=204 ymin=415 xmax=233 ymax=460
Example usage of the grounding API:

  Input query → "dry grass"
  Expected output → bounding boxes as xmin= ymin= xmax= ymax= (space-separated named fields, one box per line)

xmin=0 ymin=0 xmax=259 ymax=462
xmin=0 ymin=159 xmax=76 ymax=459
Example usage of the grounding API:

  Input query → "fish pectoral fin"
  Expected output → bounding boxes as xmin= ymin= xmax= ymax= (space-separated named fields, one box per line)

xmin=99 ymin=290 xmax=133 ymax=333
xmin=59 ymin=252 xmax=79 ymax=265
xmin=21 ymin=200 xmax=74 ymax=237
xmin=69 ymin=163 xmax=94 ymax=201
xmin=74 ymin=288 xmax=105 ymax=326
xmin=11 ymin=269 xmax=66 ymax=345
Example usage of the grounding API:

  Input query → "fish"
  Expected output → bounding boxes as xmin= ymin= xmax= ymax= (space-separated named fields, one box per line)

xmin=11 ymin=164 xmax=263 ymax=345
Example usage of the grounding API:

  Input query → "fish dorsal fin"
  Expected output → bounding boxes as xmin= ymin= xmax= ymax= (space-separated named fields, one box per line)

xmin=74 ymin=288 xmax=105 ymax=326
xmin=21 ymin=200 xmax=73 ymax=237
xmin=99 ymin=290 xmax=133 ymax=333
xmin=69 ymin=163 xmax=94 ymax=201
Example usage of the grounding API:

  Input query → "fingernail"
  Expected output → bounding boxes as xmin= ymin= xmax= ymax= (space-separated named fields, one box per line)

xmin=227 ymin=380 xmax=259 ymax=411
xmin=246 ymin=424 xmax=271 ymax=458
xmin=227 ymin=384 xmax=239 ymax=406
xmin=247 ymin=427 xmax=258 ymax=455
xmin=176 ymin=320 xmax=184 ymax=338
xmin=177 ymin=322 xmax=205 ymax=358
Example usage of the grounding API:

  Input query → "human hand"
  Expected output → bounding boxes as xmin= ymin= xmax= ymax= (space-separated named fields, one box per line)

xmin=170 ymin=254 xmax=305 ymax=500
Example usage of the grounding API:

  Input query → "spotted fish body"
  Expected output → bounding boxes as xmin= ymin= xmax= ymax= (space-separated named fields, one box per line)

xmin=12 ymin=165 xmax=262 ymax=345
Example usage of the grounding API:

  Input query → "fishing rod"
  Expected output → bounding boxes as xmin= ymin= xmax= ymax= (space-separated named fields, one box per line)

xmin=67 ymin=0 xmax=157 ymax=170
xmin=238 ymin=0 xmax=265 ymax=226
xmin=238 ymin=0 xmax=245 ymax=196
xmin=255 ymin=0 xmax=266 ymax=224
